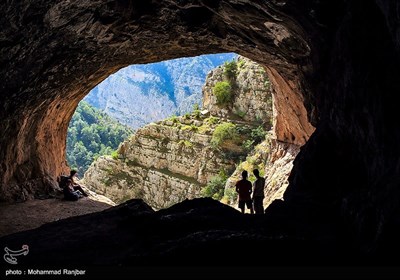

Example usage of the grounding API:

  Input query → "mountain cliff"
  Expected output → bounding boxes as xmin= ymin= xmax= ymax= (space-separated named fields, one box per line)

xmin=83 ymin=56 xmax=273 ymax=209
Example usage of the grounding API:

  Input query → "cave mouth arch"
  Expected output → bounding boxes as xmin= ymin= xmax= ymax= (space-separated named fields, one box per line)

xmin=66 ymin=52 xmax=240 ymax=179
xmin=67 ymin=52 xmax=314 ymax=209
xmin=66 ymin=53 xmax=242 ymax=203
xmin=0 ymin=1 xmax=318 ymax=203
xmin=3 ymin=0 xmax=400 ymax=261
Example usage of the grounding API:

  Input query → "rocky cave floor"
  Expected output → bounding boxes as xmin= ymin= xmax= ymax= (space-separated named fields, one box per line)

xmin=0 ymin=190 xmax=116 ymax=238
xmin=1 ymin=195 xmax=398 ymax=279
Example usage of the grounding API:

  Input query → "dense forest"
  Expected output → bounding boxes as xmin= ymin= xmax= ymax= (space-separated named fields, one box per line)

xmin=66 ymin=101 xmax=134 ymax=175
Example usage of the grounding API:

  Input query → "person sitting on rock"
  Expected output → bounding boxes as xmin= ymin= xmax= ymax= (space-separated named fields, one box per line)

xmin=63 ymin=179 xmax=81 ymax=201
xmin=68 ymin=169 xmax=89 ymax=197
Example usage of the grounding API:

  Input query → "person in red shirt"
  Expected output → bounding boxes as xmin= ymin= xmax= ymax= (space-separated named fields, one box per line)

xmin=235 ymin=170 xmax=254 ymax=214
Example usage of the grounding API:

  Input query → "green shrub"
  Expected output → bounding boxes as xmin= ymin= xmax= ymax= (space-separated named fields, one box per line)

xmin=212 ymin=81 xmax=232 ymax=106
xmin=198 ymin=124 xmax=211 ymax=134
xmin=181 ymin=125 xmax=198 ymax=132
xmin=211 ymin=122 xmax=238 ymax=148
xmin=193 ymin=109 xmax=201 ymax=119
xmin=168 ymin=115 xmax=179 ymax=123
xmin=178 ymin=140 xmax=193 ymax=148
xmin=264 ymin=79 xmax=270 ymax=89
xmin=224 ymin=60 xmax=237 ymax=80
xmin=237 ymin=59 xmax=245 ymax=69
xmin=240 ymin=126 xmax=266 ymax=152
xmin=204 ymin=116 xmax=219 ymax=125
xmin=111 ymin=150 xmax=119 ymax=160
xmin=235 ymin=109 xmax=246 ymax=119
xmin=242 ymin=139 xmax=255 ymax=151
xmin=201 ymin=170 xmax=228 ymax=200
xmin=251 ymin=125 xmax=267 ymax=143
xmin=224 ymin=187 xmax=237 ymax=204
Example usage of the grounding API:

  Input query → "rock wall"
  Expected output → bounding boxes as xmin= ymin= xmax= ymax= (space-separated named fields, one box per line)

xmin=83 ymin=155 xmax=202 ymax=210
xmin=218 ymin=57 xmax=309 ymax=209
xmin=263 ymin=140 xmax=301 ymax=207
xmin=202 ymin=56 xmax=273 ymax=126
xmin=224 ymin=134 xmax=301 ymax=209
xmin=83 ymin=116 xmax=251 ymax=208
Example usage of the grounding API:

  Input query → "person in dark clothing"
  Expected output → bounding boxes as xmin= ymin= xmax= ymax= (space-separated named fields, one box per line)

xmin=69 ymin=169 xmax=89 ymax=197
xmin=252 ymin=169 xmax=265 ymax=214
xmin=63 ymin=179 xmax=80 ymax=201
xmin=235 ymin=170 xmax=254 ymax=214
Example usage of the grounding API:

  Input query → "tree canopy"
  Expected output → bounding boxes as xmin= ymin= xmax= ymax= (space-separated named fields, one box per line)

xmin=66 ymin=101 xmax=134 ymax=175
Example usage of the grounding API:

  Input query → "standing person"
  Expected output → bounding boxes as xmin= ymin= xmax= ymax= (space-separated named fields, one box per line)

xmin=252 ymin=169 xmax=265 ymax=214
xmin=235 ymin=170 xmax=254 ymax=214
xmin=69 ymin=169 xmax=89 ymax=197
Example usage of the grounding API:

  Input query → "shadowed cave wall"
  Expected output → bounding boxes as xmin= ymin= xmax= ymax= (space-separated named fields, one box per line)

xmin=1 ymin=0 xmax=400 ymax=254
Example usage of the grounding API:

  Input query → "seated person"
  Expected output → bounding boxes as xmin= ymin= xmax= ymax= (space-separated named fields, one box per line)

xmin=63 ymin=179 xmax=81 ymax=201
xmin=69 ymin=169 xmax=89 ymax=197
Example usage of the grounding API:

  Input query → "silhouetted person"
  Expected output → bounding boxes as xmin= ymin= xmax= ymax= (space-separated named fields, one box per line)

xmin=252 ymin=169 xmax=265 ymax=214
xmin=235 ymin=170 xmax=254 ymax=214
xmin=63 ymin=179 xmax=80 ymax=201
xmin=69 ymin=169 xmax=88 ymax=197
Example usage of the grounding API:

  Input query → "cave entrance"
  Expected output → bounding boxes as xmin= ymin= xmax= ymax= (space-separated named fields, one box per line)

xmin=65 ymin=53 xmax=314 ymax=211
xmin=0 ymin=1 xmax=317 ymax=208
xmin=66 ymin=53 xmax=237 ymax=177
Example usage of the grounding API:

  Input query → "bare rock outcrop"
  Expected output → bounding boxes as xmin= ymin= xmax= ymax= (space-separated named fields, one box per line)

xmin=202 ymin=56 xmax=273 ymax=126
xmin=83 ymin=117 xmax=242 ymax=209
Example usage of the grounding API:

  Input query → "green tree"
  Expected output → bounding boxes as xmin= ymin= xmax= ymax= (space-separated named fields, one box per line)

xmin=250 ymin=125 xmax=266 ymax=144
xmin=212 ymin=81 xmax=232 ymax=106
xmin=211 ymin=122 xmax=238 ymax=148
xmin=241 ymin=126 xmax=266 ymax=152
xmin=223 ymin=60 xmax=237 ymax=80
xmin=66 ymin=101 xmax=134 ymax=175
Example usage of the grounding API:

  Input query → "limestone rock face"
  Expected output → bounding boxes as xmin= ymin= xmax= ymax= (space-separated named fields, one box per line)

xmin=83 ymin=154 xmax=202 ymax=210
xmin=263 ymin=140 xmax=300 ymax=207
xmin=118 ymin=123 xmax=235 ymax=185
xmin=202 ymin=56 xmax=273 ymax=126
xmin=83 ymin=118 xmax=244 ymax=209
xmin=266 ymin=67 xmax=315 ymax=146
